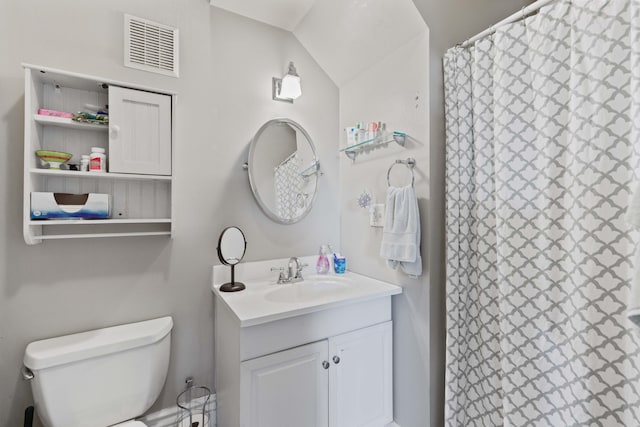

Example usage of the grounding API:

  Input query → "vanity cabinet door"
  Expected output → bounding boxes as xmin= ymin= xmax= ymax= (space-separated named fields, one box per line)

xmin=240 ymin=340 xmax=329 ymax=427
xmin=329 ymin=322 xmax=393 ymax=427
xmin=108 ymin=86 xmax=171 ymax=175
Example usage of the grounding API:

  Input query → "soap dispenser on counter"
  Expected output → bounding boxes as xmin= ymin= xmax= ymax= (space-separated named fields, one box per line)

xmin=316 ymin=245 xmax=331 ymax=274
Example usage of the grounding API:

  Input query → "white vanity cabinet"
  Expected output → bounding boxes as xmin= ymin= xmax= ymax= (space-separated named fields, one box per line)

xmin=213 ymin=265 xmax=400 ymax=427
xmin=239 ymin=321 xmax=393 ymax=427
xmin=241 ymin=340 xmax=330 ymax=427
xmin=22 ymin=64 xmax=175 ymax=244
xmin=329 ymin=322 xmax=393 ymax=426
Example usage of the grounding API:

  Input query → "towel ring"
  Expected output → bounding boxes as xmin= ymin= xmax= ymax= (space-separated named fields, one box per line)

xmin=387 ymin=158 xmax=416 ymax=187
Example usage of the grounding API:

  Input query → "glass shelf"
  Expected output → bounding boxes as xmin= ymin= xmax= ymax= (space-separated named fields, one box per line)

xmin=340 ymin=131 xmax=407 ymax=161
xmin=299 ymin=160 xmax=321 ymax=178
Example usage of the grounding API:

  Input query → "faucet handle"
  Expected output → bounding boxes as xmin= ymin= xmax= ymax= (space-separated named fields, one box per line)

xmin=271 ymin=267 xmax=287 ymax=284
xmin=295 ymin=263 xmax=309 ymax=279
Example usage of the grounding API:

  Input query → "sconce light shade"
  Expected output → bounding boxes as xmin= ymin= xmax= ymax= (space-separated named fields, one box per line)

xmin=279 ymin=74 xmax=301 ymax=99
xmin=273 ymin=62 xmax=302 ymax=103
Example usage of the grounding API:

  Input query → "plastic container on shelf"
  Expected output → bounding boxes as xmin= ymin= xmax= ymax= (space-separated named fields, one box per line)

xmin=80 ymin=155 xmax=90 ymax=172
xmin=89 ymin=147 xmax=106 ymax=173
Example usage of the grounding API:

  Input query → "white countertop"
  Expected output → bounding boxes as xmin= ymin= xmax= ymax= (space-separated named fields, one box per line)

xmin=212 ymin=256 xmax=402 ymax=327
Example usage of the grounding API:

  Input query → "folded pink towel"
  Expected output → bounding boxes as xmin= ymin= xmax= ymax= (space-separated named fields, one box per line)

xmin=38 ymin=109 xmax=73 ymax=119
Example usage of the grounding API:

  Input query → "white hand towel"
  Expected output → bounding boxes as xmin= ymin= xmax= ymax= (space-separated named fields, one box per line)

xmin=627 ymin=182 xmax=640 ymax=326
xmin=379 ymin=185 xmax=422 ymax=277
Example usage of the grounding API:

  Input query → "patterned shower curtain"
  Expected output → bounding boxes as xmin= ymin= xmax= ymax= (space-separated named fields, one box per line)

xmin=274 ymin=153 xmax=303 ymax=221
xmin=444 ymin=1 xmax=640 ymax=425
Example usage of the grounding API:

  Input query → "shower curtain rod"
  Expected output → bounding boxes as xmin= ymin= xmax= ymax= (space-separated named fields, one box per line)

xmin=460 ymin=0 xmax=558 ymax=48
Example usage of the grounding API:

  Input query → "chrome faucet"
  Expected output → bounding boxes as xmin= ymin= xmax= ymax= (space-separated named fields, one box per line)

xmin=271 ymin=257 xmax=307 ymax=284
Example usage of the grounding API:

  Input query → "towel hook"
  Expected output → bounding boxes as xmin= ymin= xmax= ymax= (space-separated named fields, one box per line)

xmin=387 ymin=158 xmax=416 ymax=187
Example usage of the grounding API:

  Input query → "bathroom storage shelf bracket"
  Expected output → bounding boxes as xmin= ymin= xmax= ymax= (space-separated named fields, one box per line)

xmin=340 ymin=131 xmax=407 ymax=161
xmin=22 ymin=63 xmax=176 ymax=244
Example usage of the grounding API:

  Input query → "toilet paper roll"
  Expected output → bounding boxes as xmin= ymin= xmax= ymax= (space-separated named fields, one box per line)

xmin=177 ymin=414 xmax=209 ymax=427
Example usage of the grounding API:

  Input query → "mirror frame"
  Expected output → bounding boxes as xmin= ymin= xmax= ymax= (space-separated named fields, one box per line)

xmin=216 ymin=226 xmax=247 ymax=292
xmin=247 ymin=118 xmax=320 ymax=225
xmin=217 ymin=226 xmax=247 ymax=266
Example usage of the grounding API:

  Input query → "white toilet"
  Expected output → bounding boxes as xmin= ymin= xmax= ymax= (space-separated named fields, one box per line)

xmin=23 ymin=316 xmax=173 ymax=427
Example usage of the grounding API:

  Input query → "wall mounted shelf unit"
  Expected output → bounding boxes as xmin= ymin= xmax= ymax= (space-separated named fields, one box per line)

xmin=22 ymin=64 xmax=176 ymax=245
xmin=340 ymin=131 xmax=407 ymax=161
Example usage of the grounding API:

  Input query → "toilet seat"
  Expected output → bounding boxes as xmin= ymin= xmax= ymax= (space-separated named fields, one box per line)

xmin=111 ymin=421 xmax=147 ymax=427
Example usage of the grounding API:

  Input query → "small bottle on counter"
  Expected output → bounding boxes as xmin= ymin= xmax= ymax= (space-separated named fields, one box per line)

xmin=89 ymin=147 xmax=106 ymax=173
xmin=316 ymin=245 xmax=331 ymax=274
xmin=80 ymin=155 xmax=90 ymax=172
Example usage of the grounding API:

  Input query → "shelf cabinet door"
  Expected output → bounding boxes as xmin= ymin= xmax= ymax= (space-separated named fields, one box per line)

xmin=329 ymin=322 xmax=393 ymax=427
xmin=108 ymin=86 xmax=171 ymax=175
xmin=240 ymin=340 xmax=329 ymax=427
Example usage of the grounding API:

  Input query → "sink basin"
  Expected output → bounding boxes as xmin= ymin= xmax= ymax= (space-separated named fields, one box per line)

xmin=265 ymin=274 xmax=352 ymax=303
xmin=303 ymin=274 xmax=352 ymax=286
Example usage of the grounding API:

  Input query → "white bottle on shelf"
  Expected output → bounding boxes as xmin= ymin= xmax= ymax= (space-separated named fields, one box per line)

xmin=89 ymin=147 xmax=106 ymax=173
xmin=80 ymin=155 xmax=90 ymax=172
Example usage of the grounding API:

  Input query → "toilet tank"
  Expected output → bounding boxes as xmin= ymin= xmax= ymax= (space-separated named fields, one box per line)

xmin=23 ymin=317 xmax=173 ymax=427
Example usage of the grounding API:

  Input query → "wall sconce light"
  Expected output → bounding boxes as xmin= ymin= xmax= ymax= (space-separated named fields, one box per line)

xmin=272 ymin=62 xmax=301 ymax=103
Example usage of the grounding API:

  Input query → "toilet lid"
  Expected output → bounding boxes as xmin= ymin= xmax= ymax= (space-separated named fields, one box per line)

xmin=111 ymin=421 xmax=147 ymax=427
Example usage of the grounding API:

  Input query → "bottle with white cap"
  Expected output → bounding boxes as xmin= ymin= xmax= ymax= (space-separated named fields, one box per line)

xmin=80 ymin=155 xmax=90 ymax=172
xmin=89 ymin=147 xmax=106 ymax=173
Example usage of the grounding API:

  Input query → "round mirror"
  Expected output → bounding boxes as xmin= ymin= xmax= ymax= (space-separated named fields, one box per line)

xmin=217 ymin=226 xmax=246 ymax=266
xmin=217 ymin=226 xmax=247 ymax=292
xmin=247 ymin=118 xmax=320 ymax=224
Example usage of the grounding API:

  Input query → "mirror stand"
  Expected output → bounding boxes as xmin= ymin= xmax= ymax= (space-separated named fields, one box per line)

xmin=220 ymin=264 xmax=245 ymax=292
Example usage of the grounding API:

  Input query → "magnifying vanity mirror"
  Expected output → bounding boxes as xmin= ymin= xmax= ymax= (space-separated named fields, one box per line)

xmin=217 ymin=226 xmax=247 ymax=292
xmin=246 ymin=118 xmax=320 ymax=224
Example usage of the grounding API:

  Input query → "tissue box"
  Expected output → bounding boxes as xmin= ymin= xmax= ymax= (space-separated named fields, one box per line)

xmin=31 ymin=192 xmax=111 ymax=219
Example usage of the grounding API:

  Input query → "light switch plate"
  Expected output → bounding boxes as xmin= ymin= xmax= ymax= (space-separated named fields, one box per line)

xmin=370 ymin=203 xmax=385 ymax=227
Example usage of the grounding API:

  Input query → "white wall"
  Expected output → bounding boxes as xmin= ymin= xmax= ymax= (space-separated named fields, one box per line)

xmin=339 ymin=29 xmax=430 ymax=426
xmin=0 ymin=1 xmax=339 ymax=425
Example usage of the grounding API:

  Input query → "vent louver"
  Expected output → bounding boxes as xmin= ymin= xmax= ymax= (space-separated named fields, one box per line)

xmin=124 ymin=14 xmax=179 ymax=78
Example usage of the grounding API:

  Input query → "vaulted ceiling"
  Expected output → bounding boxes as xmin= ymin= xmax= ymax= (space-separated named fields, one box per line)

xmin=209 ymin=0 xmax=427 ymax=86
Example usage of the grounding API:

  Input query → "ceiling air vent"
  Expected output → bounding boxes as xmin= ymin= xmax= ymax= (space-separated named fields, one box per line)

xmin=124 ymin=14 xmax=179 ymax=78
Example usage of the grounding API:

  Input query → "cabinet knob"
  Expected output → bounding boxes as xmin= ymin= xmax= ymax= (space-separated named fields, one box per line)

xmin=109 ymin=124 xmax=120 ymax=138
xmin=332 ymin=356 xmax=340 ymax=364
xmin=322 ymin=361 xmax=330 ymax=370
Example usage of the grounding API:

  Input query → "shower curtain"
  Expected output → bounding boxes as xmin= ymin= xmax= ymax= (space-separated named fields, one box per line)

xmin=444 ymin=0 xmax=640 ymax=425
xmin=274 ymin=153 xmax=303 ymax=220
